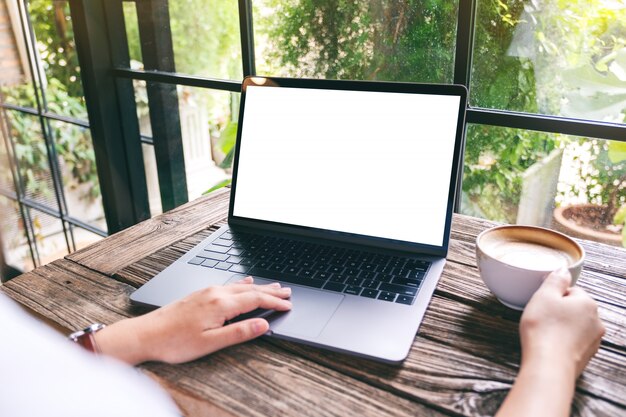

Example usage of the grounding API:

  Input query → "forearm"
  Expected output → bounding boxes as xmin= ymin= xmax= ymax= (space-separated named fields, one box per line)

xmin=496 ymin=356 xmax=576 ymax=417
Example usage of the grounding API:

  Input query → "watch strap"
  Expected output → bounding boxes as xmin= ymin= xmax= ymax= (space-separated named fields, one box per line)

xmin=68 ymin=323 xmax=106 ymax=353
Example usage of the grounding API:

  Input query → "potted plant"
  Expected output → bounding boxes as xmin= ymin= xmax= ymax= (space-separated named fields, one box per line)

xmin=554 ymin=140 xmax=626 ymax=246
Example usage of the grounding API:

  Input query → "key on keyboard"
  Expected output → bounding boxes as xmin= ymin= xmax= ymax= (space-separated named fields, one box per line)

xmin=188 ymin=230 xmax=431 ymax=305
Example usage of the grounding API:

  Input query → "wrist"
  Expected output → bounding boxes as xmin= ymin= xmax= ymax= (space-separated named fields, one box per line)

xmin=497 ymin=351 xmax=576 ymax=417
xmin=94 ymin=317 xmax=152 ymax=365
xmin=520 ymin=348 xmax=578 ymax=391
xmin=68 ymin=323 xmax=107 ymax=353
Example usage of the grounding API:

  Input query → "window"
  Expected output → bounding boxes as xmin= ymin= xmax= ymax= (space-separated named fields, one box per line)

xmin=0 ymin=0 xmax=106 ymax=273
xmin=466 ymin=0 xmax=626 ymax=244
xmin=2 ymin=0 xmax=625 ymax=276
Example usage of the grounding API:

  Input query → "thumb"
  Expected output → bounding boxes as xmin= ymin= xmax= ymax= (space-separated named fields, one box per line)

xmin=203 ymin=318 xmax=269 ymax=354
xmin=538 ymin=267 xmax=572 ymax=296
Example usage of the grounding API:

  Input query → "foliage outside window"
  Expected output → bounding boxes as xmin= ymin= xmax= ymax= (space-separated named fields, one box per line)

xmin=2 ymin=2 xmax=97 ymax=202
xmin=468 ymin=0 xmax=625 ymax=242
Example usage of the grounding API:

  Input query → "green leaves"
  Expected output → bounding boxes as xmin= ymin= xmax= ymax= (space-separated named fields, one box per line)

xmin=608 ymin=141 xmax=626 ymax=164
xmin=613 ymin=205 xmax=626 ymax=247
xmin=614 ymin=204 xmax=626 ymax=225
xmin=561 ymin=47 xmax=626 ymax=121
xmin=216 ymin=121 xmax=237 ymax=154
xmin=203 ymin=179 xmax=232 ymax=195
xmin=215 ymin=121 xmax=238 ymax=170
xmin=218 ymin=149 xmax=235 ymax=170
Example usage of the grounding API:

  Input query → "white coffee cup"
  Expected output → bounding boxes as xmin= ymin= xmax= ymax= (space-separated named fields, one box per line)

xmin=476 ymin=225 xmax=585 ymax=310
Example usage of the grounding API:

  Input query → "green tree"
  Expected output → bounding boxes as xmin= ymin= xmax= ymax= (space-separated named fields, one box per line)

xmin=28 ymin=0 xmax=85 ymax=108
xmin=259 ymin=0 xmax=456 ymax=83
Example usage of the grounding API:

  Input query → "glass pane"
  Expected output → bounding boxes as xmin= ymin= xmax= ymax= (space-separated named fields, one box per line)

xmin=142 ymin=143 xmax=162 ymax=217
xmin=0 ymin=82 xmax=38 ymax=111
xmin=70 ymin=224 xmax=104 ymax=251
xmin=0 ymin=196 xmax=32 ymax=271
xmin=0 ymin=123 xmax=16 ymax=193
xmin=254 ymin=0 xmax=458 ymax=82
xmin=5 ymin=110 xmax=59 ymax=210
xmin=471 ymin=0 xmax=626 ymax=122
xmin=143 ymin=84 xmax=235 ymax=204
xmin=0 ymin=0 xmax=37 ymax=109
xmin=134 ymin=79 xmax=152 ymax=138
xmin=461 ymin=125 xmax=626 ymax=247
xmin=181 ymin=87 xmax=235 ymax=200
xmin=28 ymin=0 xmax=87 ymax=119
xmin=125 ymin=0 xmax=242 ymax=80
xmin=28 ymin=207 xmax=69 ymax=266
xmin=123 ymin=1 xmax=143 ymax=65
xmin=50 ymin=120 xmax=106 ymax=232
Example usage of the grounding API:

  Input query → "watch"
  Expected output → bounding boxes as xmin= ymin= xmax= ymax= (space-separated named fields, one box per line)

xmin=68 ymin=323 xmax=106 ymax=353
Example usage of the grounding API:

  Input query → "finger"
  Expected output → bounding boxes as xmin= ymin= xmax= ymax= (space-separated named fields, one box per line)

xmin=222 ymin=283 xmax=291 ymax=298
xmin=233 ymin=276 xmax=254 ymax=284
xmin=538 ymin=267 xmax=572 ymax=296
xmin=222 ymin=292 xmax=293 ymax=321
xmin=230 ymin=276 xmax=282 ymax=288
xmin=202 ymin=318 xmax=269 ymax=354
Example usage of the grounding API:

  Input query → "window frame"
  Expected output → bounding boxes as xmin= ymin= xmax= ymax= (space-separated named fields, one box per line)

xmin=0 ymin=0 xmax=110 ymax=272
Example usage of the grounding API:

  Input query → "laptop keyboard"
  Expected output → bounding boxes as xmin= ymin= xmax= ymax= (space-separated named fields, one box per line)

xmin=187 ymin=230 xmax=431 ymax=305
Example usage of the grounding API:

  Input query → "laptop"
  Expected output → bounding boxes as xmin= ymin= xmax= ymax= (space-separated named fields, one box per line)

xmin=131 ymin=76 xmax=467 ymax=364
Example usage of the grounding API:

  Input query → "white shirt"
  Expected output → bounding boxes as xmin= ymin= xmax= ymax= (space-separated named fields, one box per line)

xmin=0 ymin=294 xmax=180 ymax=417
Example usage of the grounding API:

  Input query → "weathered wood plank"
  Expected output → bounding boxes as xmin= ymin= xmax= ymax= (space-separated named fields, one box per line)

xmin=421 ymin=297 xmax=626 ymax=407
xmin=451 ymin=214 xmax=626 ymax=278
xmin=114 ymin=227 xmax=222 ymax=288
xmin=450 ymin=214 xmax=501 ymax=243
xmin=439 ymin=263 xmax=626 ymax=347
xmin=145 ymin=372 xmax=239 ymax=417
xmin=281 ymin=288 xmax=624 ymax=403
xmin=142 ymin=342 xmax=443 ymax=417
xmin=66 ymin=188 xmax=230 ymax=275
xmin=0 ymin=259 xmax=135 ymax=330
xmin=266 ymin=323 xmax=626 ymax=417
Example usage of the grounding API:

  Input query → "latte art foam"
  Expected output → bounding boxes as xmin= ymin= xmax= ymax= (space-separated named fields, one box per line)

xmin=489 ymin=241 xmax=573 ymax=271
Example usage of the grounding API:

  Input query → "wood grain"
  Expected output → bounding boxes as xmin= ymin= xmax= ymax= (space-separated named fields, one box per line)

xmin=66 ymin=188 xmax=230 ymax=275
xmin=142 ymin=341 xmax=443 ymax=417
xmin=1 ymin=259 xmax=135 ymax=331
xmin=114 ymin=227 xmax=222 ymax=288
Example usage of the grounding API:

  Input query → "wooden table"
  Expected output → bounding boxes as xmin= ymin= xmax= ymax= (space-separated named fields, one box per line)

xmin=2 ymin=187 xmax=626 ymax=416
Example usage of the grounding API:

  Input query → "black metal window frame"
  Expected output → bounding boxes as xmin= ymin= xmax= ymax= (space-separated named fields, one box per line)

xmin=0 ymin=0 xmax=110 ymax=275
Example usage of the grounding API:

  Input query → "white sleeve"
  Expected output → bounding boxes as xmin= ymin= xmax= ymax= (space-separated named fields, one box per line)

xmin=0 ymin=294 xmax=181 ymax=417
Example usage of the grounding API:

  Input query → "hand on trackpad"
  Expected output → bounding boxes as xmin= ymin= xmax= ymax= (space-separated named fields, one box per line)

xmin=227 ymin=275 xmax=344 ymax=338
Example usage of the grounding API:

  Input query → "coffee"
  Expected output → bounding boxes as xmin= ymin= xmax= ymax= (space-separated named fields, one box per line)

xmin=476 ymin=225 xmax=585 ymax=310
xmin=487 ymin=240 xmax=573 ymax=271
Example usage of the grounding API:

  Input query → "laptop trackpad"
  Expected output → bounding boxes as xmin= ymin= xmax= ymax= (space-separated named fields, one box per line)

xmin=227 ymin=276 xmax=344 ymax=339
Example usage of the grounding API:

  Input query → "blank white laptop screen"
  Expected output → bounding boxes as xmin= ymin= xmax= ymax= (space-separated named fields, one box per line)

xmin=233 ymin=85 xmax=461 ymax=247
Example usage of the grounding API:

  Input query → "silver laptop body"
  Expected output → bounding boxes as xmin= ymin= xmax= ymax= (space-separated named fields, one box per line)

xmin=131 ymin=77 xmax=467 ymax=364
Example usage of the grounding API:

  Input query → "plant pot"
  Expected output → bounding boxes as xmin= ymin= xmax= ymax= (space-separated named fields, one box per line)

xmin=553 ymin=204 xmax=622 ymax=246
